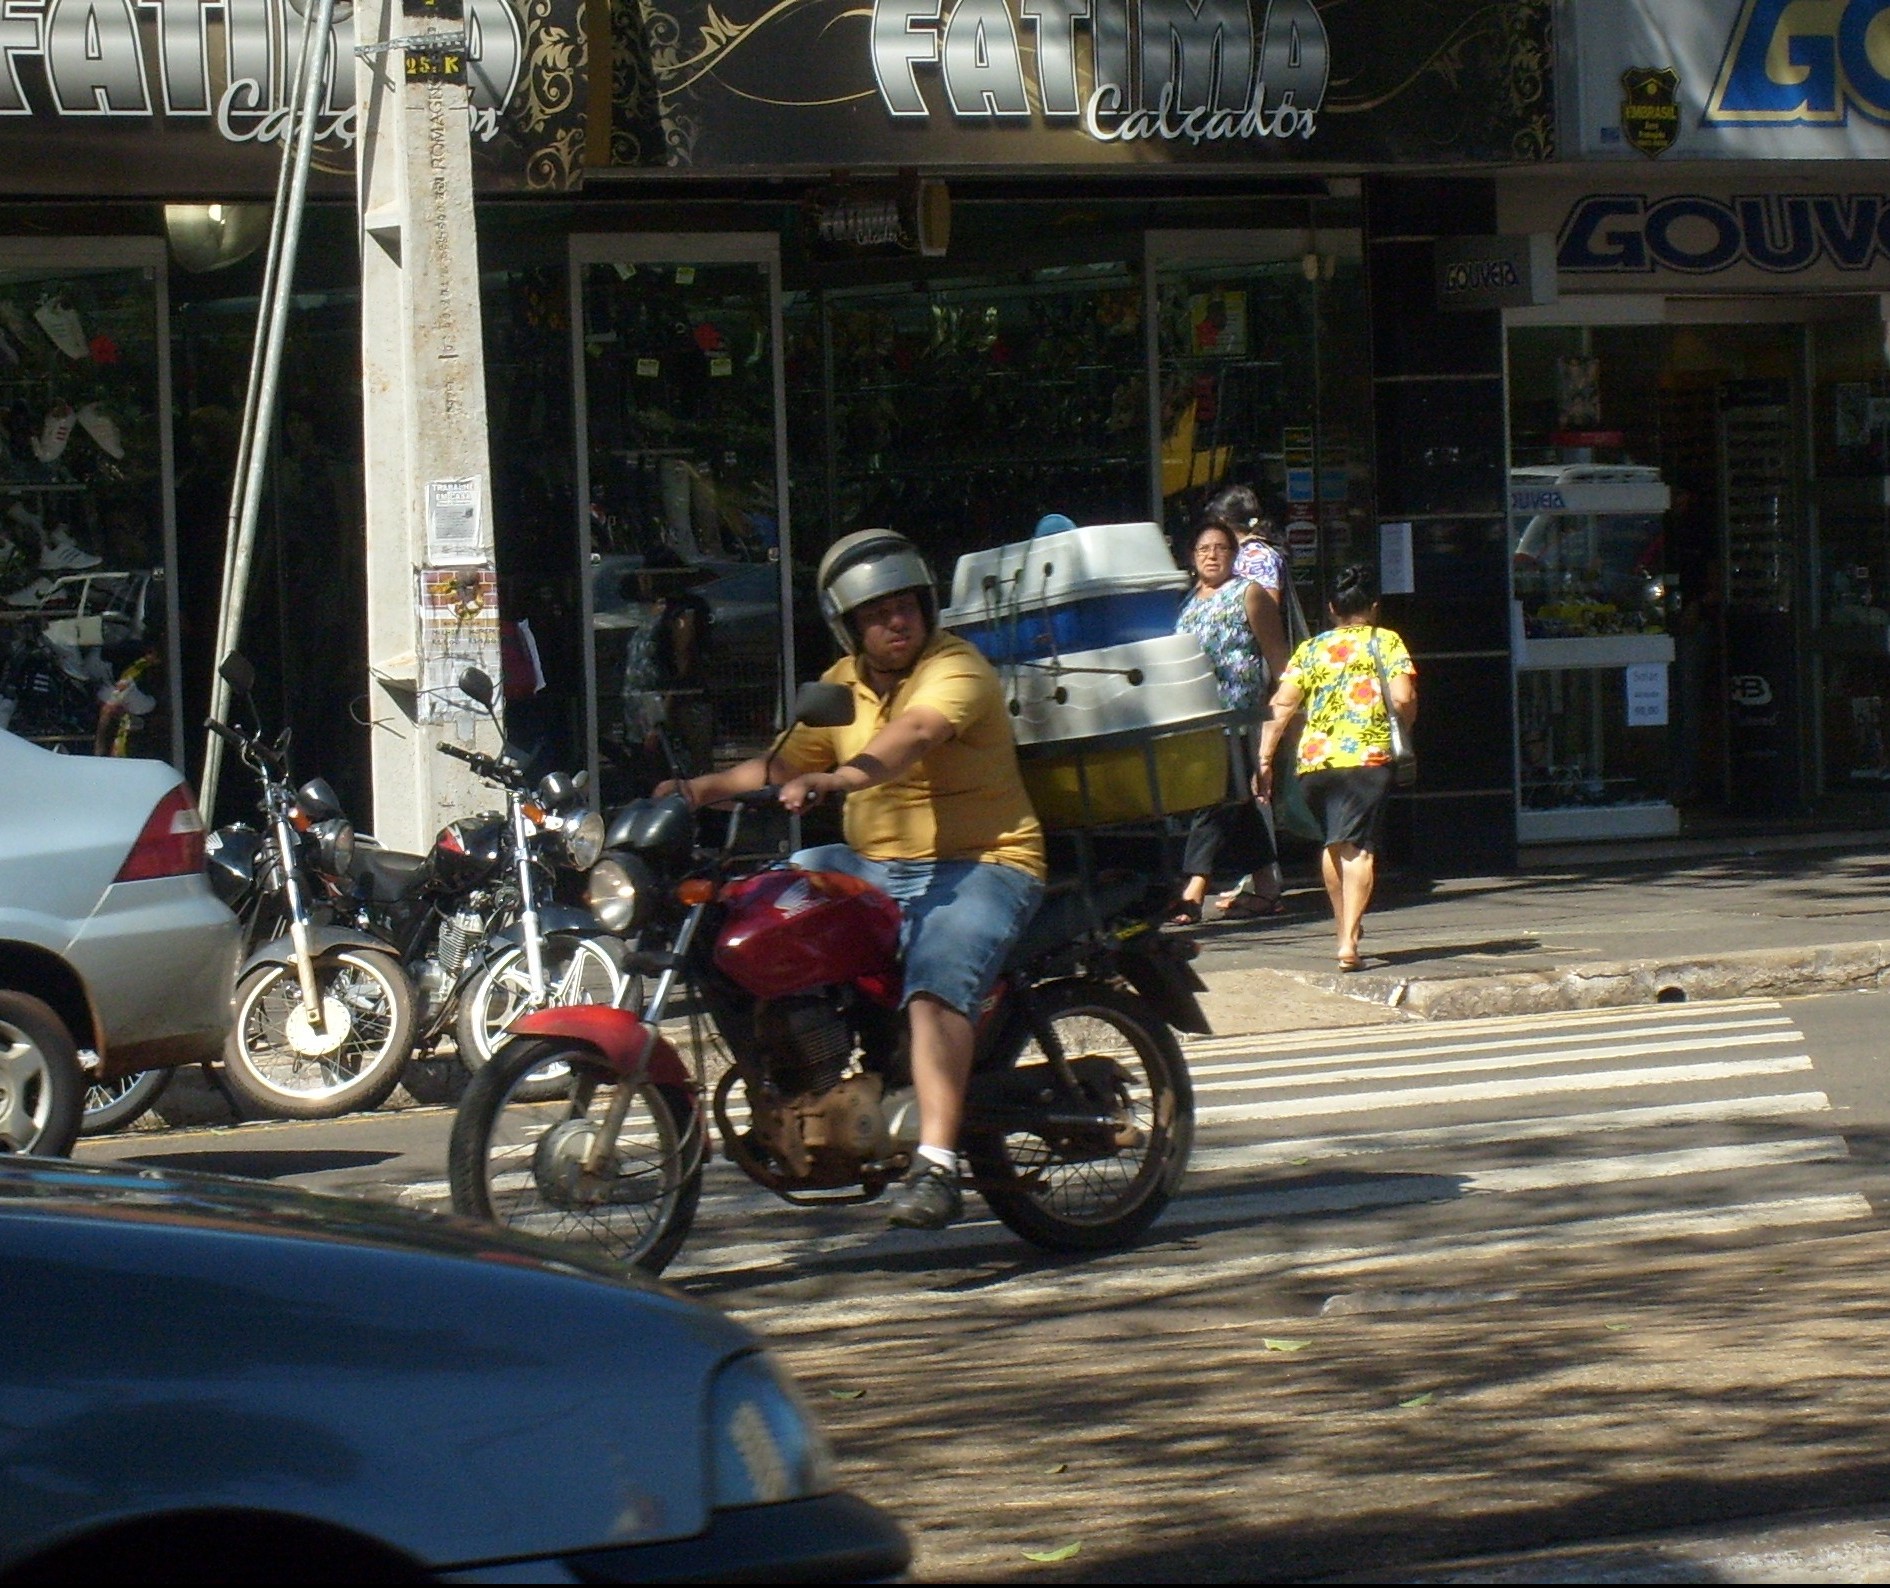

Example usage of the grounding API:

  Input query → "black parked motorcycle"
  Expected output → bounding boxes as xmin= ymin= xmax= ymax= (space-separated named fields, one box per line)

xmin=207 ymin=654 xmax=417 ymax=1119
xmin=337 ymin=669 xmax=626 ymax=1082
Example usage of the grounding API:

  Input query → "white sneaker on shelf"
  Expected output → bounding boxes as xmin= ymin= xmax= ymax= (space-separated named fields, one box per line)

xmin=6 ymin=575 xmax=54 ymax=607
xmin=33 ymin=295 xmax=87 ymax=360
xmin=30 ymin=403 xmax=73 ymax=463
xmin=100 ymin=677 xmax=156 ymax=715
xmin=38 ymin=524 xmax=100 ymax=571
xmin=47 ymin=639 xmax=86 ymax=681
xmin=74 ymin=402 xmax=124 ymax=460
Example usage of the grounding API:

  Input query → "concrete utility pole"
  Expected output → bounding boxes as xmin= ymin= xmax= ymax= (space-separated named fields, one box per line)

xmin=353 ymin=0 xmax=502 ymax=852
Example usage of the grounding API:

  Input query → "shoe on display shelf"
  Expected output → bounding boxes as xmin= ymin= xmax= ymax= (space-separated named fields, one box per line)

xmin=74 ymin=402 xmax=124 ymax=460
xmin=38 ymin=525 xmax=101 ymax=571
xmin=33 ymin=294 xmax=88 ymax=361
xmin=0 ymin=301 xmax=31 ymax=353
xmin=6 ymin=575 xmax=55 ymax=607
xmin=99 ymin=675 xmax=156 ymax=716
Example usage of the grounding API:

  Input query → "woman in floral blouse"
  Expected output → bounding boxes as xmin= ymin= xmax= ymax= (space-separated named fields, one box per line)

xmin=1255 ymin=563 xmax=1417 ymax=969
xmin=1169 ymin=517 xmax=1290 ymax=925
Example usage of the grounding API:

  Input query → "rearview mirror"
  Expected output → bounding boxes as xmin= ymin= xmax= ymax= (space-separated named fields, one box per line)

xmin=793 ymin=681 xmax=855 ymax=729
xmin=458 ymin=668 xmax=496 ymax=710
xmin=219 ymin=652 xmax=256 ymax=694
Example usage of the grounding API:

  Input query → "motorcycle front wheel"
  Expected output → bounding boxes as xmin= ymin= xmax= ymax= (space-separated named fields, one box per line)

xmin=447 ymin=1035 xmax=701 ymax=1277
xmin=79 ymin=1066 xmax=172 ymax=1136
xmin=453 ymin=936 xmax=627 ymax=1086
xmin=224 ymin=949 xmax=417 ymax=1119
xmin=966 ymin=981 xmax=1194 ymax=1254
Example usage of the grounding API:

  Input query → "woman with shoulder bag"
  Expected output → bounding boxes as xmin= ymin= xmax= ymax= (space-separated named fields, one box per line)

xmin=1255 ymin=563 xmax=1417 ymax=970
xmin=1168 ymin=509 xmax=1290 ymax=925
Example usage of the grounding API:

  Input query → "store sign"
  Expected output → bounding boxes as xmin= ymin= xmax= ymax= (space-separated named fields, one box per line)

xmin=869 ymin=0 xmax=1326 ymax=144
xmin=1433 ymin=234 xmax=1555 ymax=309
xmin=1568 ymin=0 xmax=1890 ymax=159
xmin=1500 ymin=177 xmax=1890 ymax=290
xmin=637 ymin=0 xmax=1556 ymax=169
xmin=0 ymin=0 xmax=587 ymax=193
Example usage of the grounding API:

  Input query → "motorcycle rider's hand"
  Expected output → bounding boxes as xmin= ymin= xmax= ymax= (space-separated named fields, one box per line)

xmin=778 ymin=771 xmax=846 ymax=813
xmin=653 ymin=777 xmax=689 ymax=805
xmin=1253 ymin=763 xmax=1273 ymax=803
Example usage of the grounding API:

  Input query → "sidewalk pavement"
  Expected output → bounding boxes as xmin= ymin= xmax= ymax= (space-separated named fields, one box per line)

xmin=1187 ymin=829 xmax=1890 ymax=1038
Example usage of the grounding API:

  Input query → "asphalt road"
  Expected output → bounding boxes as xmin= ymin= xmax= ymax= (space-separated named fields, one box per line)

xmin=74 ymin=988 xmax=1890 ymax=1580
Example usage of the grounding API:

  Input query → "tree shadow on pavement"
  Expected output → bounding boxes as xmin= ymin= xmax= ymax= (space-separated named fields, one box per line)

xmin=762 ymin=1220 xmax=1890 ymax=1582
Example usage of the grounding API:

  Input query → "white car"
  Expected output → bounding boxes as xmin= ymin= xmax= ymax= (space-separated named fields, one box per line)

xmin=0 ymin=730 xmax=237 ymax=1156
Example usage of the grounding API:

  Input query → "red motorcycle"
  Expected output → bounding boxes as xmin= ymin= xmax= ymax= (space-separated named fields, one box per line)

xmin=447 ymin=685 xmax=1203 ymax=1276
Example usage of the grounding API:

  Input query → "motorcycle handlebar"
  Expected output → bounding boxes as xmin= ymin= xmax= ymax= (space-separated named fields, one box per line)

xmin=204 ymin=717 xmax=246 ymax=749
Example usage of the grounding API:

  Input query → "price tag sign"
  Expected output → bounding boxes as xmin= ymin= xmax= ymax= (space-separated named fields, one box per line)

xmin=709 ymin=355 xmax=733 ymax=378
xmin=675 ymin=266 xmax=696 ymax=285
xmin=1626 ymin=663 xmax=1669 ymax=727
xmin=636 ymin=358 xmax=659 ymax=378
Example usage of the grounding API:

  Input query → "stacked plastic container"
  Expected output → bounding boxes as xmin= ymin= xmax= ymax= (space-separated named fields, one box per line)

xmin=940 ymin=522 xmax=1236 ymax=828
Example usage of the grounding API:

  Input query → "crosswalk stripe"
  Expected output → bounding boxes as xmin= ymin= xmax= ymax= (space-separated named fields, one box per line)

xmin=1180 ymin=998 xmax=1787 ymax=1057
xmin=1188 ymin=1091 xmax=1834 ymax=1172
xmin=1187 ymin=1018 xmax=1797 ymax=1078
xmin=1199 ymin=1054 xmax=1815 ymax=1122
xmin=1167 ymin=1138 xmax=1849 ymax=1230
xmin=1191 ymin=1031 xmax=1802 ymax=1094
xmin=730 ymin=1193 xmax=1877 ymax=1330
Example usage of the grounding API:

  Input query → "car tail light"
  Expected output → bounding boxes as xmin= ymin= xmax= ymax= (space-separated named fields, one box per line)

xmin=114 ymin=784 xmax=207 ymax=882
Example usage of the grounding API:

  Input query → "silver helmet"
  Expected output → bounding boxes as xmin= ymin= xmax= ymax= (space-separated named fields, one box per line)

xmin=815 ymin=529 xmax=937 ymax=656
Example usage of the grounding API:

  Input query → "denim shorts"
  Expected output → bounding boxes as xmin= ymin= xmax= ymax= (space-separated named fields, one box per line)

xmin=788 ymin=845 xmax=1045 ymax=1018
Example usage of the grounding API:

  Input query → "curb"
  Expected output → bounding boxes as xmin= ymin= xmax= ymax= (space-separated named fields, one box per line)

xmin=1296 ymin=939 xmax=1890 ymax=1021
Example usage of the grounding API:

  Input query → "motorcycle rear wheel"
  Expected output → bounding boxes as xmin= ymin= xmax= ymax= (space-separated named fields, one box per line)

xmin=224 ymin=949 xmax=417 ymax=1120
xmin=447 ymin=1036 xmax=702 ymax=1277
xmin=79 ymin=1066 xmax=172 ymax=1136
xmin=967 ymin=981 xmax=1193 ymax=1253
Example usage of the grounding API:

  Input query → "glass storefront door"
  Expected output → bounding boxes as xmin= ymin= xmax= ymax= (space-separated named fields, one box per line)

xmin=1148 ymin=231 xmax=1371 ymax=607
xmin=571 ymin=237 xmax=790 ymax=806
xmin=0 ymin=240 xmax=178 ymax=766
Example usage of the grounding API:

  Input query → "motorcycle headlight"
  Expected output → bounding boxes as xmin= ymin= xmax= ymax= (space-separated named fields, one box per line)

xmin=562 ymin=809 xmax=606 ymax=872
xmin=585 ymin=853 xmax=651 ymax=934
xmin=313 ymin=818 xmax=355 ymax=878
xmin=707 ymin=1350 xmax=834 ymax=1510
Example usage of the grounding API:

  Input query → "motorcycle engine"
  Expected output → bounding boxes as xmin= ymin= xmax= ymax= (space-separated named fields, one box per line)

xmin=743 ymin=995 xmax=893 ymax=1187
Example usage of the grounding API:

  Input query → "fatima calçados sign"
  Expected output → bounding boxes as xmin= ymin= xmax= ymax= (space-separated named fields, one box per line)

xmin=0 ymin=0 xmax=590 ymax=192
xmin=616 ymin=0 xmax=1553 ymax=168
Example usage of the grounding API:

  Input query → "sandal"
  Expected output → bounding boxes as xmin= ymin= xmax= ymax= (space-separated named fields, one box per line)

xmin=1216 ymin=891 xmax=1284 ymax=920
xmin=1337 ymin=955 xmax=1363 ymax=972
xmin=1168 ymin=899 xmax=1203 ymax=926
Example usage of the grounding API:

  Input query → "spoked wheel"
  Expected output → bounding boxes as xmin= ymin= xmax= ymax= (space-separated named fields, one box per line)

xmin=79 ymin=1067 xmax=172 ymax=1136
xmin=0 ymin=991 xmax=83 ymax=1157
xmin=453 ymin=937 xmax=627 ymax=1098
xmin=224 ymin=949 xmax=416 ymax=1120
xmin=967 ymin=981 xmax=1193 ymax=1253
xmin=448 ymin=1036 xmax=701 ymax=1277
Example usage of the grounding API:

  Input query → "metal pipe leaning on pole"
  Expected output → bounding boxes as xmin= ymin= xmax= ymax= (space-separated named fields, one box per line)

xmin=200 ymin=0 xmax=338 ymax=821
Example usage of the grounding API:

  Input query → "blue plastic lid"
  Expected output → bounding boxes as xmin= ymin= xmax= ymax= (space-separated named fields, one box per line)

xmin=1033 ymin=513 xmax=1077 ymax=536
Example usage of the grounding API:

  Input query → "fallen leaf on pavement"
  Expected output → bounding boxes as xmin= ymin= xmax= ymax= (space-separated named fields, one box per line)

xmin=1603 ymin=1322 xmax=1632 ymax=1333
xmin=1045 ymin=1462 xmax=1068 ymax=1474
xmin=1263 ymin=1338 xmax=1311 ymax=1352
xmin=828 ymin=1388 xmax=866 ymax=1400
xmin=1023 ymin=1543 xmax=1082 ymax=1563
xmin=1399 ymin=1391 xmax=1435 ymax=1409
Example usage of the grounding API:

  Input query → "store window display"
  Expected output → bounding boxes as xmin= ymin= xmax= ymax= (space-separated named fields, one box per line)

xmin=0 ymin=260 xmax=171 ymax=761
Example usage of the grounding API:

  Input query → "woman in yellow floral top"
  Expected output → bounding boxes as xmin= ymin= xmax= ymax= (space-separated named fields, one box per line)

xmin=1256 ymin=564 xmax=1417 ymax=970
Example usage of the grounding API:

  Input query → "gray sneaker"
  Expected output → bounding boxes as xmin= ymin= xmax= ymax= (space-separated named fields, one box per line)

xmin=884 ymin=1159 xmax=963 ymax=1230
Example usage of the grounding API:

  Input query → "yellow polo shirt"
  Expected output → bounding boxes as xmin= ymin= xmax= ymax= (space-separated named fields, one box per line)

xmin=778 ymin=630 xmax=1046 ymax=881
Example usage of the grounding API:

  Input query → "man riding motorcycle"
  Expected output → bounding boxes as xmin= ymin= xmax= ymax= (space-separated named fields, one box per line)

xmin=659 ymin=528 xmax=1046 ymax=1229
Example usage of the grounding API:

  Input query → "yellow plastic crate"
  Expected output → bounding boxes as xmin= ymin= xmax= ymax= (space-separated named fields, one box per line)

xmin=1019 ymin=719 xmax=1235 ymax=830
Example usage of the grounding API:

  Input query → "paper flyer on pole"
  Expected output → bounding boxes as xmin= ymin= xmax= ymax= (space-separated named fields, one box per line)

xmin=416 ymin=566 xmax=501 ymax=724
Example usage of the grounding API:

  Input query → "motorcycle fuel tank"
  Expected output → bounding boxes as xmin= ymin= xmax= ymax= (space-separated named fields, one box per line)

xmin=714 ymin=868 xmax=902 ymax=1001
xmin=429 ymin=813 xmax=506 ymax=889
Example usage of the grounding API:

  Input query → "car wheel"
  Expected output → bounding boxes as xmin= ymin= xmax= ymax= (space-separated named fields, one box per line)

xmin=0 ymin=991 xmax=84 ymax=1157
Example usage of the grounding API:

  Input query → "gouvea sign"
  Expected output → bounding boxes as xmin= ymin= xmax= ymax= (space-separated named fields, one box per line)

xmin=1571 ymin=0 xmax=1890 ymax=157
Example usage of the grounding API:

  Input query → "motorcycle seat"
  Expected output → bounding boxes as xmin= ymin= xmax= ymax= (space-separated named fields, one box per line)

xmin=1005 ymin=871 xmax=1150 ymax=969
xmin=354 ymin=846 xmax=431 ymax=903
